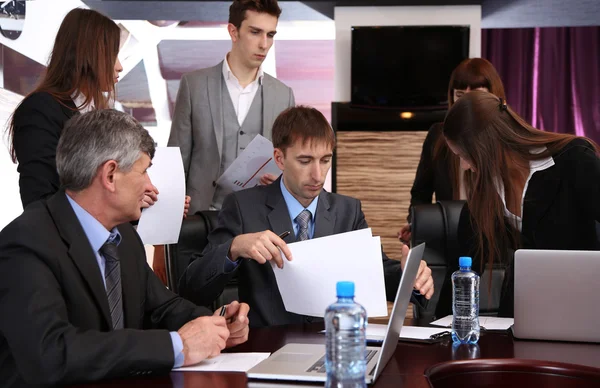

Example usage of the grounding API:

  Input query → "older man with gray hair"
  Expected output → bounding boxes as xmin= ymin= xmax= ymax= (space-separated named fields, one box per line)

xmin=0 ymin=110 xmax=250 ymax=387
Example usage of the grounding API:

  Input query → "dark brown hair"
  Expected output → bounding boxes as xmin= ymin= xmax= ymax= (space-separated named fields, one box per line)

xmin=443 ymin=90 xmax=599 ymax=273
xmin=434 ymin=58 xmax=507 ymax=199
xmin=229 ymin=0 xmax=282 ymax=29
xmin=272 ymin=106 xmax=336 ymax=152
xmin=7 ymin=8 xmax=121 ymax=162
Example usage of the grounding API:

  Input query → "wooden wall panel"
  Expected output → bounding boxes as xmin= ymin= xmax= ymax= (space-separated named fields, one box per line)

xmin=336 ymin=131 xmax=428 ymax=320
xmin=336 ymin=131 xmax=428 ymax=262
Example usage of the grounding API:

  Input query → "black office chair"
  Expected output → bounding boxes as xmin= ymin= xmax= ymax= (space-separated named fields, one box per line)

xmin=164 ymin=211 xmax=238 ymax=309
xmin=410 ymin=200 xmax=505 ymax=320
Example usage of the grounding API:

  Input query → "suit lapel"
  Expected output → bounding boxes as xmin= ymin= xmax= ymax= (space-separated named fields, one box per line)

xmin=208 ymin=62 xmax=224 ymax=160
xmin=116 ymin=226 xmax=141 ymax=329
xmin=313 ymin=192 xmax=335 ymax=239
xmin=261 ymin=75 xmax=275 ymax=139
xmin=266 ymin=178 xmax=295 ymax=243
xmin=522 ymin=166 xmax=561 ymax=233
xmin=47 ymin=191 xmax=112 ymax=328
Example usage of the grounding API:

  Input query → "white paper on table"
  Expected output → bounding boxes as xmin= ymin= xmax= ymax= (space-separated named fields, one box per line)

xmin=366 ymin=324 xmax=449 ymax=341
xmin=136 ymin=147 xmax=185 ymax=245
xmin=216 ymin=135 xmax=281 ymax=193
xmin=318 ymin=324 xmax=448 ymax=341
xmin=431 ymin=315 xmax=514 ymax=331
xmin=172 ymin=352 xmax=271 ymax=372
xmin=271 ymin=228 xmax=388 ymax=318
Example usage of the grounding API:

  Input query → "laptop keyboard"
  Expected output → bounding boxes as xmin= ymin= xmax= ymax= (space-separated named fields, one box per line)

xmin=306 ymin=349 xmax=378 ymax=373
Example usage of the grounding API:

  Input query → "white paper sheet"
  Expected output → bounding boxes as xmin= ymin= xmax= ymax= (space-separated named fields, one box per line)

xmin=319 ymin=324 xmax=448 ymax=341
xmin=136 ymin=147 xmax=186 ymax=245
xmin=271 ymin=228 xmax=388 ymax=318
xmin=172 ymin=352 xmax=271 ymax=372
xmin=366 ymin=324 xmax=449 ymax=341
xmin=431 ymin=315 xmax=514 ymax=331
xmin=216 ymin=135 xmax=281 ymax=193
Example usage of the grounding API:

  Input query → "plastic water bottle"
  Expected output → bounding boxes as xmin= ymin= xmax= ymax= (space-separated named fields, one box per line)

xmin=325 ymin=281 xmax=367 ymax=388
xmin=451 ymin=256 xmax=480 ymax=344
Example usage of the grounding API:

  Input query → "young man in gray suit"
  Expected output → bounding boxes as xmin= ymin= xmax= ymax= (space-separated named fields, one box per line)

xmin=168 ymin=0 xmax=295 ymax=214
xmin=179 ymin=106 xmax=435 ymax=328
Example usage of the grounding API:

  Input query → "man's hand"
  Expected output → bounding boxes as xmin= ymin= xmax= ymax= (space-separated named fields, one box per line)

xmin=178 ymin=316 xmax=230 ymax=366
xmin=399 ymin=244 xmax=434 ymax=300
xmin=398 ymin=224 xmax=411 ymax=244
xmin=214 ymin=301 xmax=250 ymax=348
xmin=142 ymin=185 xmax=159 ymax=208
xmin=414 ymin=261 xmax=434 ymax=299
xmin=183 ymin=195 xmax=191 ymax=218
xmin=259 ymin=173 xmax=279 ymax=186
xmin=229 ymin=231 xmax=293 ymax=269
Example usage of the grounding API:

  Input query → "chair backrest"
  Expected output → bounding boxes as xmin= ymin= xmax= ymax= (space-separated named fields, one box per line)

xmin=410 ymin=201 xmax=465 ymax=320
xmin=411 ymin=200 xmax=505 ymax=319
xmin=164 ymin=211 xmax=220 ymax=294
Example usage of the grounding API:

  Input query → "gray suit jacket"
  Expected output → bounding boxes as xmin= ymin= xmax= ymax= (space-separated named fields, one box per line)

xmin=179 ymin=177 xmax=410 ymax=328
xmin=168 ymin=62 xmax=295 ymax=213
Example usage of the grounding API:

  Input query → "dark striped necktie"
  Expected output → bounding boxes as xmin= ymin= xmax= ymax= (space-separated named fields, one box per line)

xmin=100 ymin=241 xmax=124 ymax=330
xmin=295 ymin=209 xmax=312 ymax=241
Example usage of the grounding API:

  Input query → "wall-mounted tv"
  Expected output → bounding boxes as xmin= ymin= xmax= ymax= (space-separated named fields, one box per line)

xmin=351 ymin=25 xmax=470 ymax=109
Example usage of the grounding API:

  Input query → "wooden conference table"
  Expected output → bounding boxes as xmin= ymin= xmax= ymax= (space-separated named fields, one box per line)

xmin=79 ymin=320 xmax=600 ymax=387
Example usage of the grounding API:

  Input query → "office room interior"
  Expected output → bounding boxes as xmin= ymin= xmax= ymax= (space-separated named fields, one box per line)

xmin=0 ymin=0 xmax=599 ymax=385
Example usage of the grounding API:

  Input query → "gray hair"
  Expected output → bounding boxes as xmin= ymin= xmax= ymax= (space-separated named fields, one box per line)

xmin=56 ymin=109 xmax=156 ymax=191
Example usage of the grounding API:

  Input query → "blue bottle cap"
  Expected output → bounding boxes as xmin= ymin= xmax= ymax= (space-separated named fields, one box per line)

xmin=336 ymin=281 xmax=355 ymax=298
xmin=459 ymin=256 xmax=472 ymax=267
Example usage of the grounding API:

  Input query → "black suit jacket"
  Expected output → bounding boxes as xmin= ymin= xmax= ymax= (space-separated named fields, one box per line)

xmin=179 ymin=178 xmax=420 ymax=328
xmin=12 ymin=92 xmax=78 ymax=208
xmin=435 ymin=139 xmax=600 ymax=318
xmin=0 ymin=191 xmax=211 ymax=387
xmin=409 ymin=123 xmax=454 ymax=220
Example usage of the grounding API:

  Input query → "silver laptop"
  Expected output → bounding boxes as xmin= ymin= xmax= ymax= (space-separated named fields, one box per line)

xmin=513 ymin=249 xmax=600 ymax=343
xmin=247 ymin=243 xmax=425 ymax=384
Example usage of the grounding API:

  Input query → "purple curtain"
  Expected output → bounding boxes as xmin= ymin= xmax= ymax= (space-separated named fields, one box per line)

xmin=482 ymin=27 xmax=600 ymax=144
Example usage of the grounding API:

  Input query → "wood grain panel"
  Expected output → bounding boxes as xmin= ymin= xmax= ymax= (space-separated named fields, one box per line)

xmin=336 ymin=131 xmax=427 ymax=320
xmin=336 ymin=131 xmax=427 ymax=262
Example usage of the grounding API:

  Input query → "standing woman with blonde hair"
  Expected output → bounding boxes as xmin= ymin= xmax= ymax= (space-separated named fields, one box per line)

xmin=439 ymin=90 xmax=600 ymax=317
xmin=7 ymin=8 xmax=159 ymax=209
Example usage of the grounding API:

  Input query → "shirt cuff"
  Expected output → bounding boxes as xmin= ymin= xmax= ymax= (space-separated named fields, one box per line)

xmin=170 ymin=331 xmax=185 ymax=368
xmin=224 ymin=255 xmax=241 ymax=272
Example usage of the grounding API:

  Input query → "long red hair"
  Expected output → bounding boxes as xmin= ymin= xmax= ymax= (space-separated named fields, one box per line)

xmin=7 ymin=8 xmax=121 ymax=162
xmin=433 ymin=58 xmax=507 ymax=199
xmin=443 ymin=90 xmax=599 ymax=271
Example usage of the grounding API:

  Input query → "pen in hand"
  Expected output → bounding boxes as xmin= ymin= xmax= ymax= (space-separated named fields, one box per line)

xmin=278 ymin=231 xmax=291 ymax=239
xmin=219 ymin=305 xmax=227 ymax=317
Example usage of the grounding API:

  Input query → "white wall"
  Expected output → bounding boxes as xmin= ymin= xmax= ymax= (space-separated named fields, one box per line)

xmin=334 ymin=5 xmax=482 ymax=102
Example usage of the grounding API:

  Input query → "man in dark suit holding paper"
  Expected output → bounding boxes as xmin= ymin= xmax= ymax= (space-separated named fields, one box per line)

xmin=179 ymin=106 xmax=434 ymax=327
xmin=0 ymin=110 xmax=250 ymax=387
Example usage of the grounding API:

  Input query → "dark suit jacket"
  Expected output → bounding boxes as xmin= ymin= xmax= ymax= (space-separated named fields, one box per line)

xmin=179 ymin=177 xmax=416 ymax=328
xmin=409 ymin=123 xmax=454 ymax=220
xmin=435 ymin=139 xmax=600 ymax=318
xmin=12 ymin=92 xmax=78 ymax=209
xmin=0 ymin=191 xmax=211 ymax=387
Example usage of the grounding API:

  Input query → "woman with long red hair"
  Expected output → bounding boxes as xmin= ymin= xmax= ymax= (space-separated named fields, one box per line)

xmin=439 ymin=90 xmax=600 ymax=317
xmin=400 ymin=58 xmax=506 ymax=243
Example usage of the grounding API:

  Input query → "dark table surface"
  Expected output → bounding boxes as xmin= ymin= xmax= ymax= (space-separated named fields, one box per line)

xmin=78 ymin=320 xmax=600 ymax=387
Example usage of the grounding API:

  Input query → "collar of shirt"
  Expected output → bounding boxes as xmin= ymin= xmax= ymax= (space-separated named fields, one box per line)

xmin=66 ymin=193 xmax=122 ymax=251
xmin=222 ymin=54 xmax=264 ymax=90
xmin=279 ymin=178 xmax=318 ymax=225
xmin=495 ymin=147 xmax=555 ymax=230
xmin=70 ymin=91 xmax=95 ymax=113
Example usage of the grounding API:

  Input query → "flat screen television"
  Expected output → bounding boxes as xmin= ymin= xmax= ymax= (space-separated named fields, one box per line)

xmin=351 ymin=25 xmax=470 ymax=109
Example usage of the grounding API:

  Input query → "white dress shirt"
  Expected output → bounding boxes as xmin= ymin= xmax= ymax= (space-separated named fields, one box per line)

xmin=222 ymin=54 xmax=264 ymax=126
xmin=495 ymin=148 xmax=555 ymax=231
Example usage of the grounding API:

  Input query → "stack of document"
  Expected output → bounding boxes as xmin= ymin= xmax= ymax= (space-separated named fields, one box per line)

xmin=271 ymin=228 xmax=388 ymax=318
xmin=431 ymin=315 xmax=514 ymax=331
